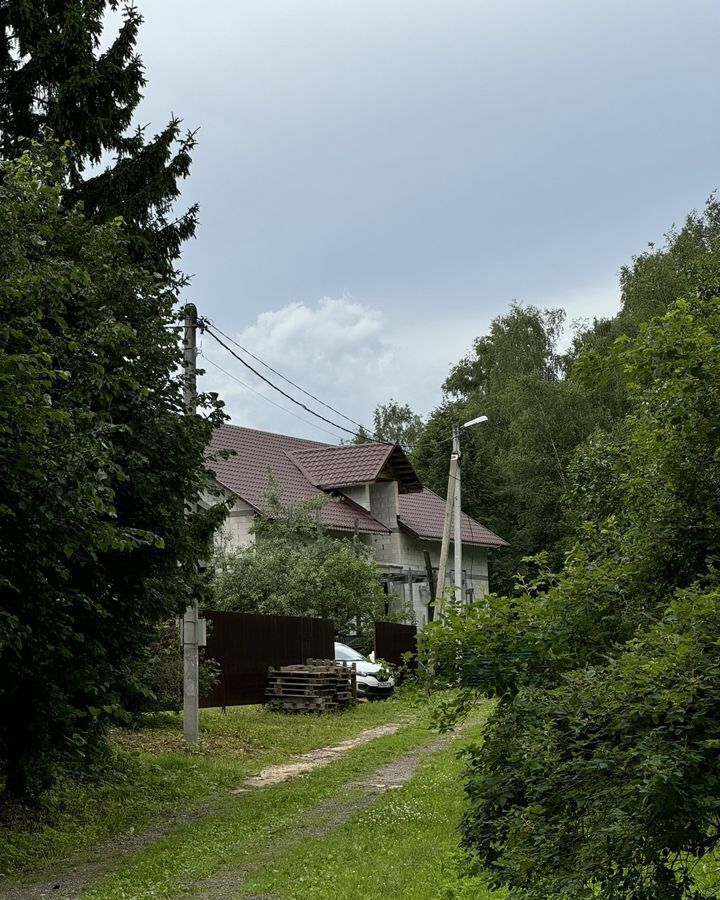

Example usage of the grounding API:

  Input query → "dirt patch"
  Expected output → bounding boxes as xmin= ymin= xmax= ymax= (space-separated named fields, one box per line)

xmin=190 ymin=733 xmax=458 ymax=900
xmin=232 ymin=723 xmax=403 ymax=791
xmin=111 ymin=728 xmax=255 ymax=757
xmin=299 ymin=734 xmax=452 ymax=838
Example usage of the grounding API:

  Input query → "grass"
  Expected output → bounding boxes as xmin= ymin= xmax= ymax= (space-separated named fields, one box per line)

xmin=241 ymin=714 xmax=503 ymax=900
xmin=1 ymin=696 xmax=500 ymax=900
xmin=80 ymin=713 xmax=447 ymax=899
xmin=0 ymin=698 xmax=415 ymax=885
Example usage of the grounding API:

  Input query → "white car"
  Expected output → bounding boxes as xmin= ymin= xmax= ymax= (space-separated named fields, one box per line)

xmin=334 ymin=641 xmax=395 ymax=700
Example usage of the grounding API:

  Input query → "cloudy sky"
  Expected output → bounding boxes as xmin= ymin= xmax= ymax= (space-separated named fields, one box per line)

xmin=131 ymin=0 xmax=720 ymax=441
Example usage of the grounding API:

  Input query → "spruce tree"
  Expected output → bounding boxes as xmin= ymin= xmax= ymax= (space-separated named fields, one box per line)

xmin=0 ymin=0 xmax=197 ymax=282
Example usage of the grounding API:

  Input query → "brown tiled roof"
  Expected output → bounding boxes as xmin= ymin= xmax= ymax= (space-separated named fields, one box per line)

xmin=289 ymin=443 xmax=421 ymax=492
xmin=397 ymin=489 xmax=508 ymax=548
xmin=206 ymin=424 xmax=389 ymax=535
xmin=206 ymin=423 xmax=507 ymax=547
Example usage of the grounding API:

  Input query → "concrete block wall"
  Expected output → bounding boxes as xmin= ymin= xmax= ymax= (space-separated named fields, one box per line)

xmin=368 ymin=481 xmax=398 ymax=528
xmin=214 ymin=499 xmax=256 ymax=553
xmin=341 ymin=483 xmax=371 ymax=510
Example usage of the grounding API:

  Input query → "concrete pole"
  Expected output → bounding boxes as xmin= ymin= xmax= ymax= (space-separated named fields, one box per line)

xmin=436 ymin=434 xmax=459 ymax=620
xmin=182 ymin=303 xmax=200 ymax=750
xmin=453 ymin=425 xmax=463 ymax=607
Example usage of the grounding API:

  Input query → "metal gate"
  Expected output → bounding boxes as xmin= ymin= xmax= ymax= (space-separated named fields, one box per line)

xmin=201 ymin=610 xmax=334 ymax=707
xmin=374 ymin=621 xmax=417 ymax=670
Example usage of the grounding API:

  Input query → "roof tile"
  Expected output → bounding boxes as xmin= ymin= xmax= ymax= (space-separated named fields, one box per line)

xmin=206 ymin=425 xmax=389 ymax=534
xmin=206 ymin=424 xmax=507 ymax=547
xmin=397 ymin=489 xmax=508 ymax=547
xmin=290 ymin=443 xmax=394 ymax=488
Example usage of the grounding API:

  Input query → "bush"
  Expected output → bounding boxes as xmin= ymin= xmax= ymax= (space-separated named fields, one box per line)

xmin=126 ymin=621 xmax=221 ymax=715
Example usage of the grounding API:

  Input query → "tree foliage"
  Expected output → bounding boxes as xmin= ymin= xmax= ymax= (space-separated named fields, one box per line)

xmin=0 ymin=0 xmax=197 ymax=282
xmin=0 ymin=143 xmax=224 ymax=798
xmin=0 ymin=0 xmax=216 ymax=800
xmin=210 ymin=488 xmax=391 ymax=643
xmin=412 ymin=201 xmax=720 ymax=596
xmin=426 ymin=292 xmax=720 ymax=898
xmin=413 ymin=303 xmax=606 ymax=593
xmin=369 ymin=399 xmax=424 ymax=452
xmin=127 ymin=621 xmax=221 ymax=716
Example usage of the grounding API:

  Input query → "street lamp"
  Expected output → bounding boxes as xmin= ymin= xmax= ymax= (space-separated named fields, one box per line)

xmin=435 ymin=414 xmax=488 ymax=618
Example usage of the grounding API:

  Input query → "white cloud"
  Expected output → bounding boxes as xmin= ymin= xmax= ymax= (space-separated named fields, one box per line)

xmin=198 ymin=271 xmax=629 ymax=444
xmin=200 ymin=296 xmax=406 ymax=440
xmin=240 ymin=296 xmax=396 ymax=383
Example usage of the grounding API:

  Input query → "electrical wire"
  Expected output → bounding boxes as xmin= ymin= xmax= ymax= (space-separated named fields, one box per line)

xmin=204 ymin=321 xmax=370 ymax=433
xmin=198 ymin=315 xmax=459 ymax=451
xmin=200 ymin=352 xmax=347 ymax=441
xmin=203 ymin=325 xmax=363 ymax=438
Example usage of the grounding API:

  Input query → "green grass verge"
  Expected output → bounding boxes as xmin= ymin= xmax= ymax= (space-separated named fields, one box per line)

xmin=80 ymin=713 xmax=445 ymax=899
xmin=0 ymin=699 xmax=414 ymax=885
xmin=241 ymin=713 xmax=503 ymax=900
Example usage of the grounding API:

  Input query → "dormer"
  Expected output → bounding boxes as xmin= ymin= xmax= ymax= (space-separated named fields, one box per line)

xmin=286 ymin=442 xmax=421 ymax=530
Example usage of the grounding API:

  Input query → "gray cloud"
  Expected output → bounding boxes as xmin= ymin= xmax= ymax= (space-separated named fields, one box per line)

xmin=128 ymin=0 xmax=720 ymax=434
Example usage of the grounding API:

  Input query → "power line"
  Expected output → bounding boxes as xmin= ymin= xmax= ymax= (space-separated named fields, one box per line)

xmin=203 ymin=321 xmax=370 ymax=432
xmin=200 ymin=352 xmax=347 ymax=441
xmin=199 ymin=315 xmax=457 ymax=452
xmin=203 ymin=324 xmax=362 ymax=439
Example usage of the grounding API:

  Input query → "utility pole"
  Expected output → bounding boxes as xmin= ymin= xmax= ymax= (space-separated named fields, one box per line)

xmin=182 ymin=303 xmax=200 ymax=750
xmin=453 ymin=424 xmax=463 ymax=604
xmin=436 ymin=427 xmax=459 ymax=619
xmin=436 ymin=417 xmax=488 ymax=619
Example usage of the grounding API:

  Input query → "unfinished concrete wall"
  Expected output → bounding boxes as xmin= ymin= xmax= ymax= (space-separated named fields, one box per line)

xmin=215 ymin=498 xmax=257 ymax=553
xmin=339 ymin=484 xmax=371 ymax=510
xmin=385 ymin=534 xmax=490 ymax=626
xmin=368 ymin=481 xmax=398 ymax=528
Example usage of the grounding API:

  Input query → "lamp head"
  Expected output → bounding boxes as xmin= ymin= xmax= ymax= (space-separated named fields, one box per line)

xmin=462 ymin=415 xmax=488 ymax=428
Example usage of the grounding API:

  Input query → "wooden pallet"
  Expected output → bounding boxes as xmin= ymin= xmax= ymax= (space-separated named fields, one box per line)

xmin=266 ymin=659 xmax=357 ymax=713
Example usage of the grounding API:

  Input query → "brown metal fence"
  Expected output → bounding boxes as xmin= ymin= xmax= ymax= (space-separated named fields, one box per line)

xmin=374 ymin=621 xmax=417 ymax=670
xmin=201 ymin=610 xmax=334 ymax=707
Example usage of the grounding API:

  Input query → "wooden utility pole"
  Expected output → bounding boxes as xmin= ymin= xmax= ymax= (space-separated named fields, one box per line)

xmin=182 ymin=303 xmax=200 ymax=750
xmin=436 ymin=426 xmax=460 ymax=619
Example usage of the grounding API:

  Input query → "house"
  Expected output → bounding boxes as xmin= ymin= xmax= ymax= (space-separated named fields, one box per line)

xmin=206 ymin=423 xmax=507 ymax=626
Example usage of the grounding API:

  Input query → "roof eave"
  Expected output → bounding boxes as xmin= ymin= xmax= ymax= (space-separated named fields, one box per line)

xmin=397 ymin=519 xmax=508 ymax=548
xmin=212 ymin=474 xmax=263 ymax=515
xmin=330 ymin=522 xmax=390 ymax=536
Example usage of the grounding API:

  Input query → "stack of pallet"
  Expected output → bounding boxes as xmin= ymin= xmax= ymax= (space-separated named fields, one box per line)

xmin=266 ymin=659 xmax=356 ymax=713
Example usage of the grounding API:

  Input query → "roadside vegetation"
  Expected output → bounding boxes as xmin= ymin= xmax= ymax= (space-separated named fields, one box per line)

xmin=240 ymin=714 xmax=499 ymax=900
xmin=423 ymin=225 xmax=720 ymax=898
xmin=0 ymin=696 xmax=501 ymax=900
xmin=0 ymin=699 xmax=418 ymax=887
xmin=0 ymin=0 xmax=226 ymax=803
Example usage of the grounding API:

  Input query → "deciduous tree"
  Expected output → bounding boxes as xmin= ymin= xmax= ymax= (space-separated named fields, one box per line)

xmin=211 ymin=487 xmax=394 ymax=644
xmin=0 ymin=143 xmax=223 ymax=799
xmin=413 ymin=303 xmax=604 ymax=592
xmin=427 ymin=294 xmax=720 ymax=899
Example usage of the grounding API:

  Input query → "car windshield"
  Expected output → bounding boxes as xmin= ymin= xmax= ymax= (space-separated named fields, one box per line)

xmin=334 ymin=643 xmax=367 ymax=662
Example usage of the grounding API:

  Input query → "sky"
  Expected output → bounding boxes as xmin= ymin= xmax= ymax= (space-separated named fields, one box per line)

xmin=127 ymin=0 xmax=720 ymax=441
